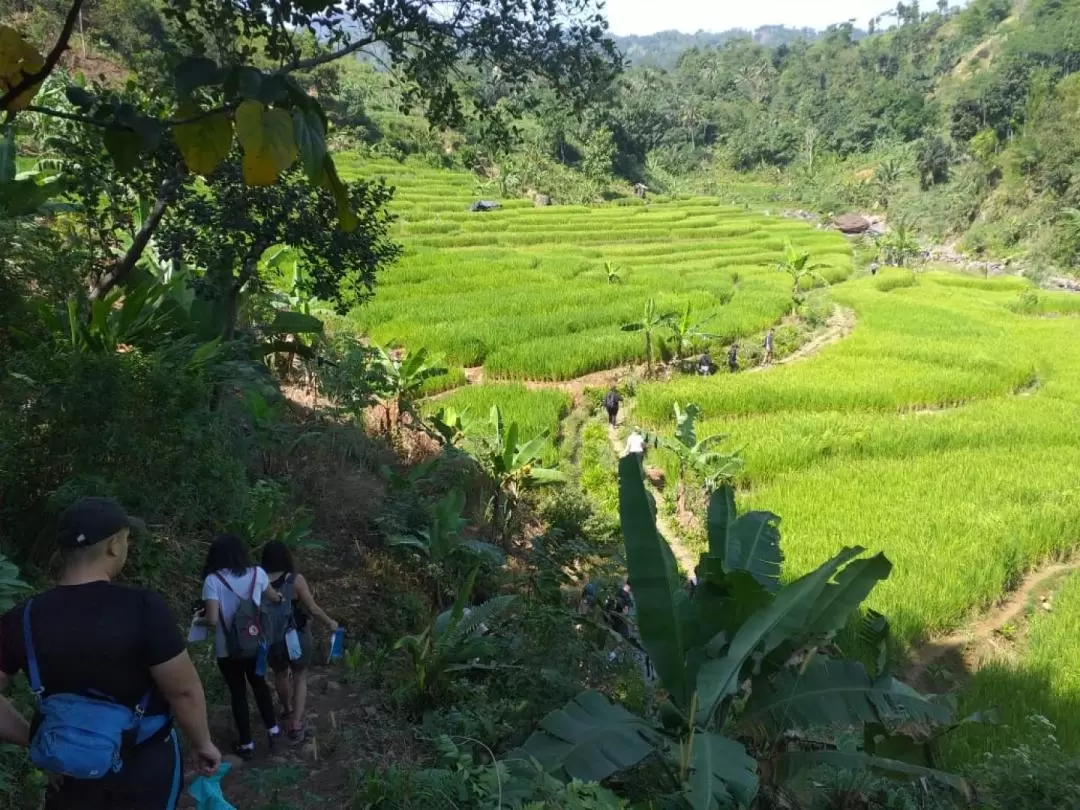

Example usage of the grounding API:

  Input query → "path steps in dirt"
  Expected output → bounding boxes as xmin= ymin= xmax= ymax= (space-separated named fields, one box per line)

xmin=905 ymin=559 xmax=1080 ymax=692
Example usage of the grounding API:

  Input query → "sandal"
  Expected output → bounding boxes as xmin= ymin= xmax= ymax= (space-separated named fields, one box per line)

xmin=288 ymin=723 xmax=307 ymax=744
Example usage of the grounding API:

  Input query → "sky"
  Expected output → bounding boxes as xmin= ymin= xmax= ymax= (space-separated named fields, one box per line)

xmin=605 ymin=0 xmax=892 ymax=36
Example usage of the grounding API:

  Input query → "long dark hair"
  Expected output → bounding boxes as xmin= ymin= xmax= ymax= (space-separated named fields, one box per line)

xmin=202 ymin=533 xmax=251 ymax=579
xmin=260 ymin=540 xmax=295 ymax=575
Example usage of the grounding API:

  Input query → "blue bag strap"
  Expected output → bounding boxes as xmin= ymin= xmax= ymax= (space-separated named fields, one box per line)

xmin=20 ymin=598 xmax=43 ymax=697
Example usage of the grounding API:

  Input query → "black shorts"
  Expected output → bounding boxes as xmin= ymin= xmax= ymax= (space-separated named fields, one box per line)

xmin=45 ymin=728 xmax=182 ymax=810
xmin=268 ymin=627 xmax=313 ymax=673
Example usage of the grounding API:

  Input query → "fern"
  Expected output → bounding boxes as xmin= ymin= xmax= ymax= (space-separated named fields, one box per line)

xmin=438 ymin=595 xmax=517 ymax=657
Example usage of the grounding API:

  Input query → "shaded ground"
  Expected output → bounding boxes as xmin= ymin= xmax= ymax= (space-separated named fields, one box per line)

xmin=905 ymin=559 xmax=1080 ymax=693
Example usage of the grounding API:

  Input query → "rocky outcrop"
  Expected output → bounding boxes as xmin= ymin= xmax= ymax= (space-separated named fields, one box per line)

xmin=833 ymin=213 xmax=871 ymax=234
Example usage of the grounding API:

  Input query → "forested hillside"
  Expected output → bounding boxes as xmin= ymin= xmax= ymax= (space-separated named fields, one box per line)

xmin=4 ymin=1 xmax=1080 ymax=808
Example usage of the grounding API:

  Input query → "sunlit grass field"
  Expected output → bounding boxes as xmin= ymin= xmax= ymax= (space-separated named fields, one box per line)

xmin=338 ymin=156 xmax=851 ymax=380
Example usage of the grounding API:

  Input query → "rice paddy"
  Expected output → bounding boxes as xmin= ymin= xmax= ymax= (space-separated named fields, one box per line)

xmin=338 ymin=155 xmax=852 ymax=380
xmin=340 ymin=155 xmax=1080 ymax=759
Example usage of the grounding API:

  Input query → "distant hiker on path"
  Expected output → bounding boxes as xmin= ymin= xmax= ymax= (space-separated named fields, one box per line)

xmin=764 ymin=329 xmax=775 ymax=364
xmin=603 ymin=386 xmax=622 ymax=427
xmin=728 ymin=343 xmax=739 ymax=373
xmin=198 ymin=533 xmax=283 ymax=760
xmin=625 ymin=429 xmax=646 ymax=459
xmin=0 ymin=497 xmax=220 ymax=809
xmin=261 ymin=541 xmax=339 ymax=744
xmin=698 ymin=352 xmax=714 ymax=376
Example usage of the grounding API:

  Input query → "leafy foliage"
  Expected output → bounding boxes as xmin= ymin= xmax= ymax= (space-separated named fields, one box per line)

xmin=519 ymin=458 xmax=970 ymax=807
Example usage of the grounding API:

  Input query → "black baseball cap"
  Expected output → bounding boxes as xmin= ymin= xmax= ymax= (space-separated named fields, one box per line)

xmin=56 ymin=497 xmax=144 ymax=549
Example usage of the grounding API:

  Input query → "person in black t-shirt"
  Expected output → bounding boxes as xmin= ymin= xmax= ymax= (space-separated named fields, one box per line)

xmin=0 ymin=497 xmax=221 ymax=810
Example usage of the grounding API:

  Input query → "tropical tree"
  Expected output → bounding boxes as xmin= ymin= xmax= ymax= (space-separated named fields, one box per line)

xmin=463 ymin=405 xmax=565 ymax=544
xmin=516 ymin=458 xmax=976 ymax=807
xmin=648 ymin=403 xmax=742 ymax=516
xmin=604 ymin=261 xmax=622 ymax=284
xmin=372 ymin=345 xmax=447 ymax=436
xmin=621 ymin=298 xmax=675 ymax=376
xmin=666 ymin=303 xmax=720 ymax=360
xmin=873 ymin=156 xmax=904 ymax=210
xmin=389 ymin=489 xmax=505 ymax=608
xmin=776 ymin=241 xmax=828 ymax=301
xmin=878 ymin=221 xmax=921 ymax=267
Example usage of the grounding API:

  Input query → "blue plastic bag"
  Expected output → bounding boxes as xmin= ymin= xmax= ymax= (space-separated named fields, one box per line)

xmin=188 ymin=761 xmax=237 ymax=810
xmin=328 ymin=628 xmax=345 ymax=663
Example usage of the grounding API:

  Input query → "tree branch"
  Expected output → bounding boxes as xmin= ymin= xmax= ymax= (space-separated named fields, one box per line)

xmin=1 ymin=0 xmax=85 ymax=116
xmin=276 ymin=36 xmax=376 ymax=75
xmin=89 ymin=175 xmax=181 ymax=300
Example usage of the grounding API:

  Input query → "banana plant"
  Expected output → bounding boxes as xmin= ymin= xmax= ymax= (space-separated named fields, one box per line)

xmin=372 ymin=345 xmax=447 ymax=436
xmin=621 ymin=298 xmax=675 ymax=377
xmin=0 ymin=125 xmax=72 ymax=220
xmin=647 ymin=403 xmax=742 ymax=515
xmin=463 ymin=405 xmax=566 ymax=544
xmin=667 ymin=303 xmax=720 ymax=360
xmin=388 ymin=489 xmax=506 ymax=607
xmin=516 ymin=458 xmax=975 ymax=807
xmin=776 ymin=241 xmax=829 ymax=301
xmin=394 ymin=567 xmax=517 ymax=706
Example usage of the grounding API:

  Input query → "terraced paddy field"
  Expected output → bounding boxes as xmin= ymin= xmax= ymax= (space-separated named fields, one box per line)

xmin=338 ymin=155 xmax=852 ymax=381
xmin=339 ymin=156 xmax=1080 ymax=759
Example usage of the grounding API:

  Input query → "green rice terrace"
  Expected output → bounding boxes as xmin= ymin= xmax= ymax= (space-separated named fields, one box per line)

xmin=341 ymin=156 xmax=1080 ymax=762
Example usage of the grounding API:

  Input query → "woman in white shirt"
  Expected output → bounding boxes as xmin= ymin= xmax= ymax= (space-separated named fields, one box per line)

xmin=197 ymin=533 xmax=282 ymax=759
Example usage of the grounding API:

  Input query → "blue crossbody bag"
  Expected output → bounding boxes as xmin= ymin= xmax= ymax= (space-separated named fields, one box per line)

xmin=22 ymin=597 xmax=170 ymax=779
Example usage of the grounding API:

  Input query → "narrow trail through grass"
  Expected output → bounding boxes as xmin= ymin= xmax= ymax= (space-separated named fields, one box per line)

xmin=748 ymin=306 xmax=857 ymax=372
xmin=905 ymin=557 xmax=1080 ymax=690
xmin=605 ymin=406 xmax=696 ymax=576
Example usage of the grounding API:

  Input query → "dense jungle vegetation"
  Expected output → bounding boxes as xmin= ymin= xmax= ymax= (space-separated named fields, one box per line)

xmin=2 ymin=0 xmax=1080 ymax=808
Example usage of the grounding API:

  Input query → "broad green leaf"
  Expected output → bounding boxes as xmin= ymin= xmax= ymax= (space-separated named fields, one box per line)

xmin=0 ymin=25 xmax=44 ymax=111
xmin=513 ymin=431 xmax=552 ymax=468
xmin=619 ymin=455 xmax=691 ymax=706
xmin=686 ymin=731 xmax=758 ymax=810
xmin=773 ymin=750 xmax=971 ymax=799
xmin=292 ymin=109 xmax=327 ymax=182
xmin=695 ymin=547 xmax=863 ymax=725
xmin=174 ymin=56 xmax=220 ymax=96
xmin=723 ymin=511 xmax=783 ymax=592
xmin=173 ymin=103 xmax=233 ymax=176
xmin=387 ymin=535 xmax=431 ymax=556
xmin=103 ymin=128 xmax=143 ymax=175
xmin=320 ymin=153 xmax=357 ymax=231
xmin=0 ymin=125 xmax=14 ymax=183
xmin=235 ymin=100 xmax=297 ymax=186
xmin=800 ymin=552 xmax=892 ymax=637
xmin=528 ymin=467 xmax=567 ymax=483
xmin=741 ymin=657 xmax=953 ymax=742
xmin=64 ymin=85 xmax=94 ymax=109
xmin=515 ymin=690 xmax=659 ymax=782
xmin=267 ymin=310 xmax=323 ymax=335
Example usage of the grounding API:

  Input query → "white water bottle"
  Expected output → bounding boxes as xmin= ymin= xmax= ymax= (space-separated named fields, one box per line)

xmin=285 ymin=628 xmax=302 ymax=661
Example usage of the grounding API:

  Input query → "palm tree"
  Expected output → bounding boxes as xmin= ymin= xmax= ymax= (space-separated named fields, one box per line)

xmin=777 ymin=241 xmax=828 ymax=301
xmin=622 ymin=298 xmax=675 ymax=376
xmin=373 ymin=345 xmax=447 ymax=435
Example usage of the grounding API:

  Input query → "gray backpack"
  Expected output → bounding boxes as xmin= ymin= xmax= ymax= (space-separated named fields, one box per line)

xmin=262 ymin=574 xmax=297 ymax=646
xmin=216 ymin=570 xmax=265 ymax=659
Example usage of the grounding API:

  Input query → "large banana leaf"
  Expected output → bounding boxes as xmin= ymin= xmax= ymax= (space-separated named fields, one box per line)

xmin=619 ymin=455 xmax=692 ymax=707
xmin=773 ymin=750 xmax=971 ymax=799
xmin=686 ymin=731 xmax=758 ymax=810
xmin=705 ymin=487 xmax=782 ymax=592
xmin=740 ymin=657 xmax=954 ymax=742
xmin=799 ymin=553 xmax=892 ymax=637
xmin=516 ymin=690 xmax=660 ymax=782
xmin=695 ymin=547 xmax=863 ymax=726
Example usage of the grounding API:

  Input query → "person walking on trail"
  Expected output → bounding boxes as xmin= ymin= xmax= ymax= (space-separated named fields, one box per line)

xmin=0 ymin=497 xmax=220 ymax=810
xmin=625 ymin=429 xmax=646 ymax=460
xmin=197 ymin=533 xmax=283 ymax=760
xmin=698 ymin=352 xmax=713 ymax=376
xmin=260 ymin=541 xmax=339 ymax=744
xmin=764 ymin=329 xmax=775 ymax=365
xmin=603 ymin=386 xmax=622 ymax=427
xmin=727 ymin=342 xmax=739 ymax=374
